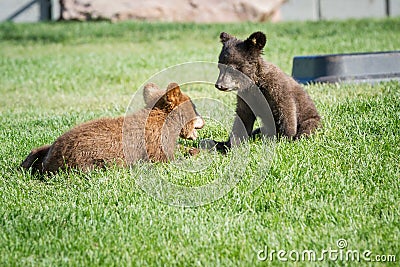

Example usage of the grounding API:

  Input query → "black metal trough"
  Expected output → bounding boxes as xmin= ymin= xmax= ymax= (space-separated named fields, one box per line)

xmin=292 ymin=51 xmax=400 ymax=84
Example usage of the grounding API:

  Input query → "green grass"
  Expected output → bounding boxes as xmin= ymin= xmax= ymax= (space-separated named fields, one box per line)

xmin=1 ymin=18 xmax=400 ymax=266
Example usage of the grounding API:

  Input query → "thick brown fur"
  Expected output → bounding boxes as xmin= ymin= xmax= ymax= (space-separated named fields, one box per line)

xmin=21 ymin=83 xmax=204 ymax=174
xmin=215 ymin=31 xmax=321 ymax=149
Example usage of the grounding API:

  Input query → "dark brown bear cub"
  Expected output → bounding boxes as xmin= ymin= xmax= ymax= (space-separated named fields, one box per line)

xmin=21 ymin=83 xmax=204 ymax=174
xmin=214 ymin=31 xmax=321 ymax=149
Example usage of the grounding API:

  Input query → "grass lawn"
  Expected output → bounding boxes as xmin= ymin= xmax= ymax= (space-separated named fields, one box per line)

xmin=0 ymin=18 xmax=399 ymax=266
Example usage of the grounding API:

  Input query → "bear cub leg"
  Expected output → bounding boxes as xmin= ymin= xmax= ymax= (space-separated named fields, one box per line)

xmin=295 ymin=117 xmax=321 ymax=139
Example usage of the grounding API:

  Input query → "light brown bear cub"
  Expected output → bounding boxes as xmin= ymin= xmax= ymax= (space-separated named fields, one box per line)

xmin=21 ymin=83 xmax=204 ymax=173
xmin=214 ymin=31 xmax=321 ymax=150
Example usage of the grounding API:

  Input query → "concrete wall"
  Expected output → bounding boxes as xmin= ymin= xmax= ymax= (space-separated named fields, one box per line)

xmin=389 ymin=0 xmax=400 ymax=16
xmin=281 ymin=0 xmax=400 ymax=21
xmin=280 ymin=0 xmax=319 ymax=21
xmin=1 ymin=0 xmax=399 ymax=22
xmin=0 ymin=0 xmax=59 ymax=22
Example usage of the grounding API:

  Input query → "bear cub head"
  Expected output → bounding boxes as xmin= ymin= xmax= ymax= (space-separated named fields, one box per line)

xmin=215 ymin=31 xmax=266 ymax=91
xmin=143 ymin=82 xmax=205 ymax=140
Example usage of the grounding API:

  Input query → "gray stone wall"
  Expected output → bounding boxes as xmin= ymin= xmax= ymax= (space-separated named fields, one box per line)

xmin=0 ymin=0 xmax=60 ymax=22
xmin=280 ymin=0 xmax=400 ymax=21
xmin=1 ymin=0 xmax=399 ymax=22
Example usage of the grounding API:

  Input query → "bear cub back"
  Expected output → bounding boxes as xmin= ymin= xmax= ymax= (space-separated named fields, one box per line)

xmin=21 ymin=83 xmax=204 ymax=174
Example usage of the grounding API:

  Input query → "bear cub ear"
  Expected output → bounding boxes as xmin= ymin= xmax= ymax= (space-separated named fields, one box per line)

xmin=245 ymin=31 xmax=267 ymax=51
xmin=220 ymin=32 xmax=233 ymax=43
xmin=143 ymin=82 xmax=164 ymax=107
xmin=164 ymin=82 xmax=182 ymax=105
